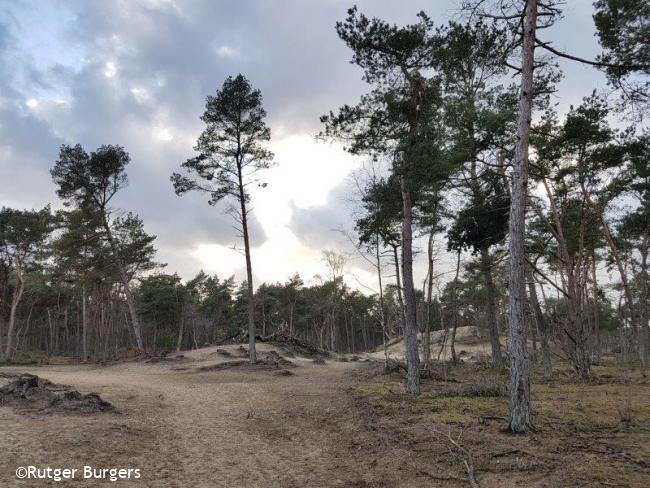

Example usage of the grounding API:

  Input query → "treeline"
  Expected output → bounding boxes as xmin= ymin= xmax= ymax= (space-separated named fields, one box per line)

xmin=0 ymin=249 xmax=389 ymax=361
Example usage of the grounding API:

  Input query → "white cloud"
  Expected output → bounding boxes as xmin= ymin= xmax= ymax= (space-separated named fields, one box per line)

xmin=216 ymin=45 xmax=234 ymax=58
xmin=103 ymin=61 xmax=117 ymax=78
xmin=130 ymin=87 xmax=151 ymax=103
xmin=191 ymin=243 xmax=242 ymax=277
xmin=153 ymin=125 xmax=173 ymax=141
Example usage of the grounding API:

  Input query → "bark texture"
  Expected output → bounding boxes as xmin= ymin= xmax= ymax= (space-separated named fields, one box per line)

xmin=508 ymin=0 xmax=536 ymax=433
xmin=238 ymin=169 xmax=257 ymax=365
xmin=400 ymin=175 xmax=420 ymax=395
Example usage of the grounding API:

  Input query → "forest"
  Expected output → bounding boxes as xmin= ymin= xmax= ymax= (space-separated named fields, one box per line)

xmin=0 ymin=0 xmax=649 ymax=487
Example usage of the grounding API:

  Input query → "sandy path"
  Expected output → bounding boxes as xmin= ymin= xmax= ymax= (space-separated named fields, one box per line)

xmin=0 ymin=349 xmax=409 ymax=488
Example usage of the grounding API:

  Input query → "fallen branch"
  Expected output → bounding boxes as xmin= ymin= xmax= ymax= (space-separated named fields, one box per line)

xmin=429 ymin=426 xmax=479 ymax=488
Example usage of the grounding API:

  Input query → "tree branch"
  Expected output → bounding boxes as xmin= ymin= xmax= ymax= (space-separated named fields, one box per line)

xmin=536 ymin=38 xmax=650 ymax=71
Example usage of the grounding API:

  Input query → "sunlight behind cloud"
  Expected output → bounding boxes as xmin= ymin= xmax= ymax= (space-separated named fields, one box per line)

xmin=191 ymin=244 xmax=242 ymax=277
xmin=264 ymin=135 xmax=360 ymax=210
xmin=216 ymin=45 xmax=235 ymax=58
xmin=191 ymin=134 xmax=363 ymax=286
xmin=103 ymin=61 xmax=117 ymax=78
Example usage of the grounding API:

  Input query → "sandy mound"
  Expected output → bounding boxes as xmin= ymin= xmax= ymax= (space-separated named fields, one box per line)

xmin=195 ymin=349 xmax=295 ymax=372
xmin=167 ymin=338 xmax=335 ymax=374
xmin=0 ymin=373 xmax=115 ymax=414
xmin=366 ymin=325 xmax=501 ymax=363
xmin=265 ymin=335 xmax=330 ymax=359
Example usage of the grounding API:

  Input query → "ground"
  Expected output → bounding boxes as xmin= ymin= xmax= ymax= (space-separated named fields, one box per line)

xmin=0 ymin=338 xmax=648 ymax=487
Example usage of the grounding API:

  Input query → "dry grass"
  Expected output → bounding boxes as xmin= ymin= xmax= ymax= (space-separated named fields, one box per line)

xmin=354 ymin=361 xmax=650 ymax=487
xmin=0 ymin=343 xmax=648 ymax=487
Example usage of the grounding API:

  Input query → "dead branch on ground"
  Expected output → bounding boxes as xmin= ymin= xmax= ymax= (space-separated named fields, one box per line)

xmin=428 ymin=426 xmax=479 ymax=488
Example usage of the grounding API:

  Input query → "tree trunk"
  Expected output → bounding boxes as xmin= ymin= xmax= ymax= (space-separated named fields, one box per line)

xmin=481 ymin=249 xmax=503 ymax=367
xmin=176 ymin=305 xmax=185 ymax=353
xmin=400 ymin=174 xmax=420 ymax=395
xmin=424 ymin=229 xmax=435 ymax=369
xmin=289 ymin=302 xmax=295 ymax=338
xmin=237 ymin=167 xmax=257 ymax=364
xmin=640 ymin=244 xmax=649 ymax=370
xmin=507 ymin=0 xmax=536 ymax=433
xmin=81 ymin=282 xmax=88 ymax=361
xmin=47 ymin=308 xmax=54 ymax=357
xmin=591 ymin=254 xmax=601 ymax=363
xmin=16 ymin=302 xmax=34 ymax=353
xmin=450 ymin=250 xmax=461 ymax=363
xmin=392 ymin=244 xmax=405 ymax=337
xmin=3 ymin=266 xmax=25 ymax=360
xmin=527 ymin=267 xmax=552 ymax=378
xmin=376 ymin=237 xmax=389 ymax=370
xmin=102 ymin=218 xmax=144 ymax=353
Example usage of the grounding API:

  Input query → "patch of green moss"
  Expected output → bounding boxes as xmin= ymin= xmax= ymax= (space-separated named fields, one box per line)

xmin=0 ymin=354 xmax=41 ymax=366
xmin=358 ymin=385 xmax=507 ymax=424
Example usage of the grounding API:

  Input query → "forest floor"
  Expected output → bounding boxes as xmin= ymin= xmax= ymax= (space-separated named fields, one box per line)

xmin=0 ymin=340 xmax=648 ymax=487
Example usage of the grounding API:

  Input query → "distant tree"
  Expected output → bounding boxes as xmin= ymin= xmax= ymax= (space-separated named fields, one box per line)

xmin=614 ymin=132 xmax=650 ymax=366
xmin=593 ymin=0 xmax=650 ymax=116
xmin=111 ymin=213 xmax=160 ymax=280
xmin=529 ymin=93 xmax=632 ymax=378
xmin=51 ymin=208 xmax=104 ymax=361
xmin=355 ymin=176 xmax=406 ymax=340
xmin=177 ymin=271 xmax=236 ymax=349
xmin=171 ymin=74 xmax=275 ymax=363
xmin=51 ymin=144 xmax=156 ymax=353
xmin=138 ymin=273 xmax=185 ymax=351
xmin=281 ymin=274 xmax=304 ymax=338
xmin=0 ymin=206 xmax=53 ymax=359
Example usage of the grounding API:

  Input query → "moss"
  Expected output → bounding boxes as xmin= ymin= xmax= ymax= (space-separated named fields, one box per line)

xmin=358 ymin=385 xmax=507 ymax=424
xmin=531 ymin=379 xmax=650 ymax=432
xmin=361 ymin=364 xmax=650 ymax=430
xmin=0 ymin=354 xmax=41 ymax=366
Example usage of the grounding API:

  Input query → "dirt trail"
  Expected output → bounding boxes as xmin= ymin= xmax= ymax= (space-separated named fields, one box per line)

xmin=0 ymin=345 xmax=429 ymax=488
xmin=4 ymin=343 xmax=646 ymax=487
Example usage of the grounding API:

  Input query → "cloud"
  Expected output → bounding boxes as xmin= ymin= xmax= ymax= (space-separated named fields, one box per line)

xmin=216 ymin=45 xmax=234 ymax=58
xmin=0 ymin=0 xmax=612 ymax=290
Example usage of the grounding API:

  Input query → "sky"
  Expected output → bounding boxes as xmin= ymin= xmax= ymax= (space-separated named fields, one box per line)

xmin=0 ymin=0 xmax=612 ymax=293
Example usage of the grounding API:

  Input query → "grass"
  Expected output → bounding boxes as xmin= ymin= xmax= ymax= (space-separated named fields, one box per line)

xmin=0 ymin=353 xmax=42 ymax=367
xmin=354 ymin=361 xmax=650 ymax=487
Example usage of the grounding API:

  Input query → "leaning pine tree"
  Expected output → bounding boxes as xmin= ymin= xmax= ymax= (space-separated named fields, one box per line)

xmin=171 ymin=74 xmax=274 ymax=364
xmin=51 ymin=145 xmax=147 ymax=353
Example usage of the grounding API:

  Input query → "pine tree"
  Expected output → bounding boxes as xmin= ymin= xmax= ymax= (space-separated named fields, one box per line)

xmin=171 ymin=74 xmax=275 ymax=364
